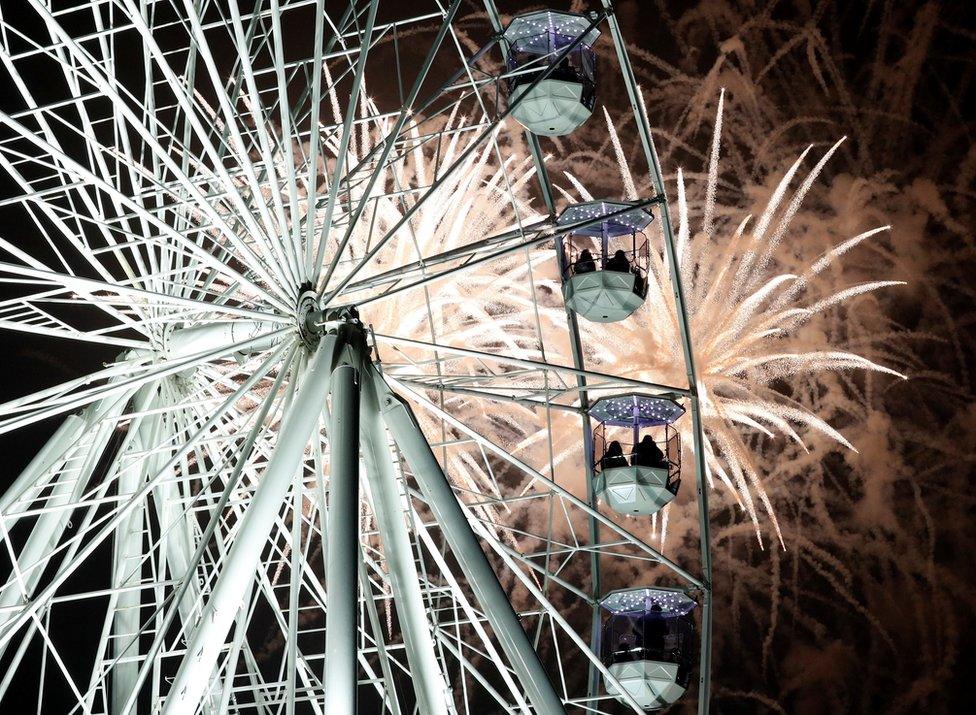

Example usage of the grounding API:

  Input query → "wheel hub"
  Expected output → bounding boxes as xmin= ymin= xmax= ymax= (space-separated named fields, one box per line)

xmin=295 ymin=287 xmax=321 ymax=349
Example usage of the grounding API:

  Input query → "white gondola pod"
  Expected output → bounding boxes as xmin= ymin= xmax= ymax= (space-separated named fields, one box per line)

xmin=556 ymin=200 xmax=653 ymax=322
xmin=600 ymin=587 xmax=698 ymax=710
xmin=589 ymin=393 xmax=684 ymax=516
xmin=501 ymin=11 xmax=599 ymax=136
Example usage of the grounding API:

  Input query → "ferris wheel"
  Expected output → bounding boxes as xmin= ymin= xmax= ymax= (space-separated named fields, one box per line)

xmin=0 ymin=1 xmax=712 ymax=713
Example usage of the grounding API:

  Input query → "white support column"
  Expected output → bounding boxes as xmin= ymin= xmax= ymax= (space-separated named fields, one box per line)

xmin=374 ymin=372 xmax=566 ymax=715
xmin=112 ymin=404 xmax=161 ymax=714
xmin=163 ymin=336 xmax=336 ymax=714
xmin=359 ymin=364 xmax=449 ymax=715
xmin=323 ymin=363 xmax=361 ymax=715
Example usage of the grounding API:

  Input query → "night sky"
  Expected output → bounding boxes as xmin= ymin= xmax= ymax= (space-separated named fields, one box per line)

xmin=1 ymin=1 xmax=974 ymax=713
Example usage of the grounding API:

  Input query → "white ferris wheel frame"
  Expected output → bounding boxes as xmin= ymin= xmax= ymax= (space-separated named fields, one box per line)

xmin=0 ymin=0 xmax=713 ymax=712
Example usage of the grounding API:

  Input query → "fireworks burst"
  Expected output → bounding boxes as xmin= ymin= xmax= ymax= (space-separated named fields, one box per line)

xmin=561 ymin=96 xmax=907 ymax=545
xmin=188 ymin=33 xmax=909 ymax=559
xmin=560 ymin=2 xmax=973 ymax=711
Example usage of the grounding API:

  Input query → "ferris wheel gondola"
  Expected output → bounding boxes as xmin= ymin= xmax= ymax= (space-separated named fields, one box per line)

xmin=501 ymin=10 xmax=600 ymax=136
xmin=557 ymin=200 xmax=654 ymax=322
xmin=590 ymin=393 xmax=685 ymax=516
xmin=601 ymin=587 xmax=699 ymax=710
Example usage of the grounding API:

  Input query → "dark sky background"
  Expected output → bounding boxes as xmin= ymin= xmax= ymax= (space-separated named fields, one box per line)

xmin=1 ymin=1 xmax=974 ymax=712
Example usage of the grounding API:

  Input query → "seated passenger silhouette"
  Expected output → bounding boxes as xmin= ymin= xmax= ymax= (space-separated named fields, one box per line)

xmin=575 ymin=248 xmax=596 ymax=274
xmin=601 ymin=440 xmax=628 ymax=469
xmin=605 ymin=249 xmax=631 ymax=273
xmin=631 ymin=435 xmax=668 ymax=469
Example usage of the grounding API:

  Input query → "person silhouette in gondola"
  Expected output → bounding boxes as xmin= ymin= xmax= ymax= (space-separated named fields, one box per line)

xmin=641 ymin=603 xmax=669 ymax=658
xmin=631 ymin=435 xmax=668 ymax=469
xmin=602 ymin=440 xmax=628 ymax=469
xmin=605 ymin=248 xmax=631 ymax=273
xmin=575 ymin=248 xmax=596 ymax=274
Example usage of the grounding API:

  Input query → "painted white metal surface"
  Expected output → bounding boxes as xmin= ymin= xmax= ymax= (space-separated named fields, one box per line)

xmin=510 ymin=79 xmax=593 ymax=136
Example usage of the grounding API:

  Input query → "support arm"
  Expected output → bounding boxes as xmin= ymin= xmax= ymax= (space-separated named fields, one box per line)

xmin=163 ymin=335 xmax=337 ymax=713
xmin=374 ymin=371 xmax=566 ymax=715
xmin=359 ymin=363 xmax=450 ymax=714
xmin=323 ymin=363 xmax=361 ymax=715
